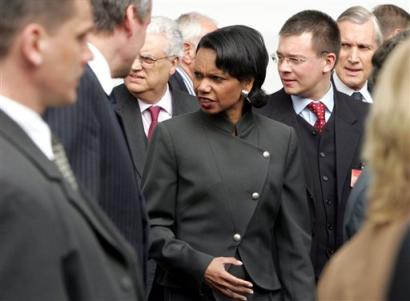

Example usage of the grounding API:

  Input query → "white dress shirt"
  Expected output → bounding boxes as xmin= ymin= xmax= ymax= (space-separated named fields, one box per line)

xmin=291 ymin=85 xmax=334 ymax=126
xmin=333 ymin=72 xmax=373 ymax=103
xmin=138 ymin=85 xmax=173 ymax=137
xmin=0 ymin=95 xmax=54 ymax=160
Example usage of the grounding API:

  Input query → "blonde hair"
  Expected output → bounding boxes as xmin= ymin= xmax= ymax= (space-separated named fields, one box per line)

xmin=364 ymin=39 xmax=410 ymax=226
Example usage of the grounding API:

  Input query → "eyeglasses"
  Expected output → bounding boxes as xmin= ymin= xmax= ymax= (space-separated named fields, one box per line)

xmin=271 ymin=51 xmax=330 ymax=67
xmin=137 ymin=54 xmax=176 ymax=68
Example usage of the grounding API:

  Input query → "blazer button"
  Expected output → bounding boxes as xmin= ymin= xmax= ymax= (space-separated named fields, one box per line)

xmin=262 ymin=151 xmax=270 ymax=158
xmin=251 ymin=192 xmax=260 ymax=200
xmin=120 ymin=276 xmax=133 ymax=292
xmin=233 ymin=233 xmax=241 ymax=242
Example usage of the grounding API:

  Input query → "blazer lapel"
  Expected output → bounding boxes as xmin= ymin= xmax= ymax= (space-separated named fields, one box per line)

xmin=334 ymin=92 xmax=362 ymax=204
xmin=114 ymin=85 xmax=147 ymax=178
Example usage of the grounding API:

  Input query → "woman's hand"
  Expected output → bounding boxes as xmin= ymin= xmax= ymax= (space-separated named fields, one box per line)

xmin=204 ymin=257 xmax=254 ymax=301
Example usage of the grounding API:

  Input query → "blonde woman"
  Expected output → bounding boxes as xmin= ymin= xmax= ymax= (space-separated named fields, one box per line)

xmin=317 ymin=39 xmax=410 ymax=300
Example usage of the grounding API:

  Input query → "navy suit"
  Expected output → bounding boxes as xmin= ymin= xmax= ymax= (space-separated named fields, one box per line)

xmin=256 ymin=88 xmax=369 ymax=277
xmin=45 ymin=66 xmax=148 ymax=290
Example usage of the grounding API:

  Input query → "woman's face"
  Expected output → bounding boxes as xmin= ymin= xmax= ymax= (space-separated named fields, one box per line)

xmin=193 ymin=48 xmax=249 ymax=123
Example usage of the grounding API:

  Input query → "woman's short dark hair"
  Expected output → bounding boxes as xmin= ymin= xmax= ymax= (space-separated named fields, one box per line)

xmin=197 ymin=25 xmax=269 ymax=107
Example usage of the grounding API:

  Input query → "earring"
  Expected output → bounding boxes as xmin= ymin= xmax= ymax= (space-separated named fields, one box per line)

xmin=241 ymin=90 xmax=251 ymax=103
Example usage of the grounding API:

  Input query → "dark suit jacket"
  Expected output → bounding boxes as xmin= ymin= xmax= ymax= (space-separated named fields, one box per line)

xmin=45 ymin=66 xmax=148 ymax=289
xmin=142 ymin=109 xmax=315 ymax=300
xmin=169 ymin=71 xmax=191 ymax=95
xmin=0 ymin=110 xmax=143 ymax=301
xmin=255 ymin=88 xmax=369 ymax=274
xmin=112 ymin=83 xmax=198 ymax=180
xmin=343 ymin=167 xmax=371 ymax=241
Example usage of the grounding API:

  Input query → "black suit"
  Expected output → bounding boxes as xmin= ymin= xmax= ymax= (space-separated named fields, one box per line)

xmin=0 ymin=109 xmax=143 ymax=300
xmin=45 ymin=66 xmax=148 ymax=291
xmin=112 ymin=83 xmax=198 ymax=180
xmin=256 ymin=88 xmax=369 ymax=277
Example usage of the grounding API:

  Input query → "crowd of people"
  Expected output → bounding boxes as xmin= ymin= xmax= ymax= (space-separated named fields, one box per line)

xmin=0 ymin=0 xmax=409 ymax=300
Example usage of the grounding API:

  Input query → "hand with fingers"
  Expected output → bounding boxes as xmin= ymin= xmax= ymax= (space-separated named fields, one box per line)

xmin=204 ymin=257 xmax=254 ymax=301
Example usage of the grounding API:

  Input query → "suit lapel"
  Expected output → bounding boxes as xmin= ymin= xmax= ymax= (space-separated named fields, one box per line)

xmin=0 ymin=110 xmax=128 ymax=258
xmin=334 ymin=91 xmax=362 ymax=204
xmin=170 ymin=87 xmax=199 ymax=117
xmin=264 ymin=91 xmax=316 ymax=199
xmin=114 ymin=85 xmax=147 ymax=178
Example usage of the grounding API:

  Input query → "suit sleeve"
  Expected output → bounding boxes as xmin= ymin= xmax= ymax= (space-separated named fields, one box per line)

xmin=142 ymin=123 xmax=213 ymax=290
xmin=275 ymin=128 xmax=315 ymax=301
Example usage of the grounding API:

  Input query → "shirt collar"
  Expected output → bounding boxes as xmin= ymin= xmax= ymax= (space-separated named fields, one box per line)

xmin=333 ymin=72 xmax=373 ymax=103
xmin=176 ymin=66 xmax=195 ymax=95
xmin=88 ymin=43 xmax=115 ymax=95
xmin=138 ymin=84 xmax=173 ymax=115
xmin=0 ymin=95 xmax=54 ymax=160
xmin=291 ymin=84 xmax=335 ymax=114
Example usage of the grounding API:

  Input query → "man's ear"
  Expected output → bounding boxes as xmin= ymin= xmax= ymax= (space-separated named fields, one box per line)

xmin=182 ymin=42 xmax=194 ymax=65
xmin=21 ymin=24 xmax=46 ymax=66
xmin=323 ymin=52 xmax=337 ymax=73
xmin=122 ymin=5 xmax=135 ymax=38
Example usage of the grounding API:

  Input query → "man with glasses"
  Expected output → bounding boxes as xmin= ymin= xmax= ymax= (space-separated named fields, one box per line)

xmin=256 ymin=10 xmax=369 ymax=280
xmin=112 ymin=16 xmax=198 ymax=299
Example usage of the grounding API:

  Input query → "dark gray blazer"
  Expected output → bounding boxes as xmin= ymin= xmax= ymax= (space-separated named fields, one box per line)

xmin=45 ymin=66 xmax=148 ymax=289
xmin=142 ymin=109 xmax=315 ymax=300
xmin=0 ymin=110 xmax=143 ymax=301
xmin=112 ymin=83 xmax=198 ymax=180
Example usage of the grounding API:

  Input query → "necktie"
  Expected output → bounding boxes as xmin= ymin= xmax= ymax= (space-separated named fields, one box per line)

xmin=51 ymin=135 xmax=79 ymax=191
xmin=147 ymin=106 xmax=161 ymax=141
xmin=307 ymin=101 xmax=327 ymax=133
xmin=351 ymin=92 xmax=364 ymax=102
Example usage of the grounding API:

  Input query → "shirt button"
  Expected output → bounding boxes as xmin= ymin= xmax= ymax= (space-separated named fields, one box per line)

xmin=322 ymin=175 xmax=329 ymax=182
xmin=233 ymin=233 xmax=241 ymax=242
xmin=251 ymin=192 xmax=260 ymax=200
xmin=320 ymin=152 xmax=326 ymax=158
xmin=120 ymin=276 xmax=133 ymax=292
xmin=262 ymin=151 xmax=270 ymax=158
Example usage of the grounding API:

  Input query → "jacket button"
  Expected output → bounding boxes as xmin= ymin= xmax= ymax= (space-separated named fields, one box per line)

xmin=233 ymin=233 xmax=241 ymax=242
xmin=322 ymin=175 xmax=329 ymax=182
xmin=320 ymin=152 xmax=326 ymax=158
xmin=251 ymin=192 xmax=260 ymax=200
xmin=262 ymin=151 xmax=270 ymax=158
xmin=120 ymin=276 xmax=133 ymax=292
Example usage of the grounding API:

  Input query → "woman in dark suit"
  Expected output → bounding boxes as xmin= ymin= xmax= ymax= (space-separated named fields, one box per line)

xmin=142 ymin=25 xmax=314 ymax=301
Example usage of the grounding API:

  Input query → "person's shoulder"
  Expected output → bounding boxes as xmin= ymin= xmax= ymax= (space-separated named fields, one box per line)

xmin=335 ymin=90 xmax=370 ymax=115
xmin=254 ymin=111 xmax=292 ymax=132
